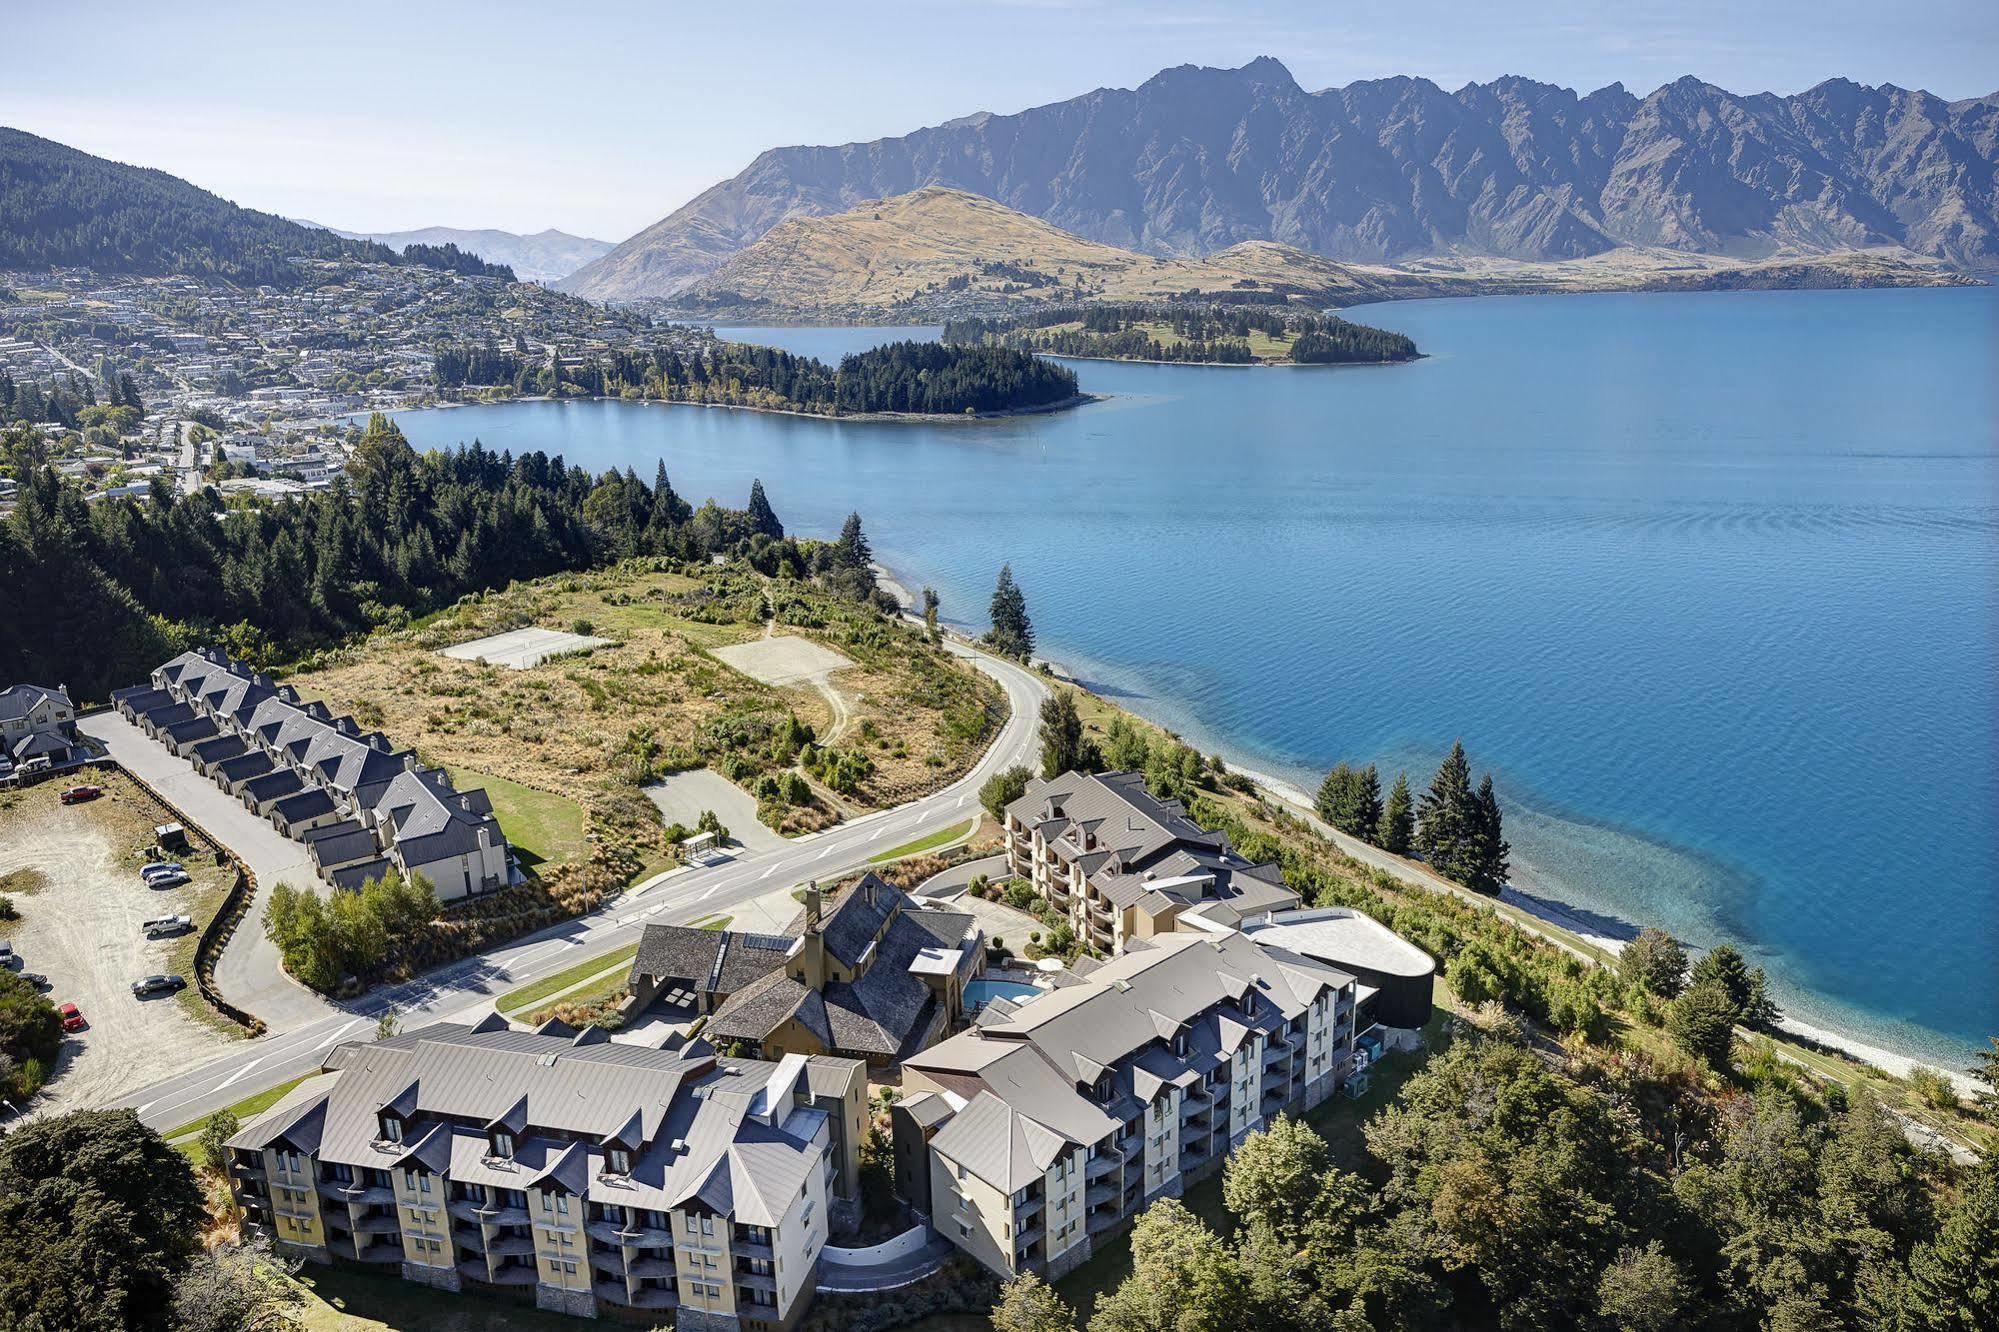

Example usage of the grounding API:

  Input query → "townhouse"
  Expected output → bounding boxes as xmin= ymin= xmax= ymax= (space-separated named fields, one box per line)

xmin=227 ymin=1016 xmax=865 ymax=1330
xmin=0 ymin=681 xmax=93 ymax=781
xmin=111 ymin=647 xmax=511 ymax=899
xmin=629 ymin=875 xmax=984 ymax=1068
xmin=895 ymin=930 xmax=1358 ymax=1279
xmin=1003 ymin=770 xmax=1300 ymax=953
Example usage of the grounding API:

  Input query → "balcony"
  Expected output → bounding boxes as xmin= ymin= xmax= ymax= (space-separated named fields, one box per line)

xmin=1014 ymin=1194 xmax=1044 ymax=1223
xmin=594 ymin=1280 xmax=633 ymax=1307
xmin=230 ymin=1158 xmax=267 ymax=1181
xmin=456 ymin=1259 xmax=491 ymax=1284
xmin=1119 ymin=1136 xmax=1145 ymax=1162
xmin=319 ymin=1179 xmax=393 ymax=1206
xmin=1087 ymin=1207 xmax=1125 ymax=1235
xmin=471 ymin=1202 xmax=530 ymax=1227
xmin=1263 ymin=1044 xmax=1291 ymax=1069
xmin=352 ymin=1211 xmax=402 ymax=1234
xmin=628 ymin=1256 xmax=675 ymax=1280
xmin=631 ymin=1285 xmax=679 ymax=1311
xmin=735 ymin=1270 xmax=777 ymax=1294
xmin=1086 ymin=1152 xmax=1120 ymax=1182
xmin=489 ymin=1263 xmax=538 ymax=1287
xmin=1084 ymin=1183 xmax=1118 ymax=1210
xmin=486 ymin=1233 xmax=536 ymax=1258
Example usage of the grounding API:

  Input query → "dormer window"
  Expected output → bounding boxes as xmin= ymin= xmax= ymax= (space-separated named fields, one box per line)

xmin=491 ymin=1130 xmax=514 ymax=1160
xmin=1094 ymin=1072 xmax=1113 ymax=1103
xmin=1172 ymin=1031 xmax=1187 ymax=1057
xmin=607 ymin=1146 xmax=631 ymax=1175
xmin=378 ymin=1114 xmax=402 ymax=1144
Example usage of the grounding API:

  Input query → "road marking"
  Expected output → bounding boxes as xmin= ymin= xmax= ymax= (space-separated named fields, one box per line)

xmin=212 ymin=1054 xmax=269 ymax=1093
xmin=759 ymin=864 xmax=779 ymax=880
xmin=314 ymin=1019 xmax=363 ymax=1051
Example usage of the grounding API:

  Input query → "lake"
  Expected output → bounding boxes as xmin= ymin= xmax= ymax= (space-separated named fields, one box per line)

xmin=394 ymin=287 xmax=1998 ymax=1065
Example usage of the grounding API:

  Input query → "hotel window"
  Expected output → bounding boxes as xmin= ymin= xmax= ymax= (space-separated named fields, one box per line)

xmin=700 ymin=1215 xmax=714 ymax=1236
xmin=555 ymin=1195 xmax=569 ymax=1217
xmin=608 ymin=1146 xmax=631 ymax=1174
xmin=492 ymin=1131 xmax=514 ymax=1159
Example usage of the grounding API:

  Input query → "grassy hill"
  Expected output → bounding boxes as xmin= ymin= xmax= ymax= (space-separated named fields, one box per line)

xmin=665 ymin=187 xmax=1396 ymax=316
xmin=0 ymin=127 xmax=396 ymax=284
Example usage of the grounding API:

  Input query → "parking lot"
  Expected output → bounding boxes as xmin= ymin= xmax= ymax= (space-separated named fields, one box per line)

xmin=0 ymin=770 xmax=239 ymax=1115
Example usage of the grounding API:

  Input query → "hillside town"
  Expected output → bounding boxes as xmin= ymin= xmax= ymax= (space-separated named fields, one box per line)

xmin=0 ymin=261 xmax=714 ymax=510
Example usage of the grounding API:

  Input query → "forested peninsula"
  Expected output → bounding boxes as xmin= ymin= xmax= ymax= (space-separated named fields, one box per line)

xmin=434 ymin=337 xmax=1082 ymax=417
xmin=944 ymin=302 xmax=1420 ymax=366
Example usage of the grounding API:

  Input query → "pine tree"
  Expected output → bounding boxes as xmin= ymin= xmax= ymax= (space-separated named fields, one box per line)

xmin=987 ymin=563 xmax=1034 ymax=662
xmin=1316 ymin=762 xmax=1357 ymax=826
xmin=1378 ymin=771 xmax=1414 ymax=854
xmin=1904 ymin=1157 xmax=1999 ymax=1330
xmin=1356 ymin=763 xmax=1384 ymax=842
xmin=834 ymin=511 xmax=871 ymax=569
xmin=1416 ymin=741 xmax=1476 ymax=884
xmin=921 ymin=587 xmax=940 ymax=643
xmin=1469 ymin=773 xmax=1510 ymax=893
xmin=1687 ymin=946 xmax=1779 ymax=1025
xmin=1669 ymin=975 xmax=1739 ymax=1069
xmin=746 ymin=478 xmax=783 ymax=538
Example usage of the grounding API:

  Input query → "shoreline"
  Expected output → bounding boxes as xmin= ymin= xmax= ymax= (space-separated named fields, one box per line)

xmin=1023 ymin=348 xmax=1423 ymax=369
xmin=429 ymin=389 xmax=1100 ymax=425
xmin=996 ymin=623 xmax=1982 ymax=1095
xmin=1224 ymin=760 xmax=1983 ymax=1094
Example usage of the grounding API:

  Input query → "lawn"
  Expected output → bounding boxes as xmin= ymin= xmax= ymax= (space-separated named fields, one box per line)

xmin=494 ymin=941 xmax=640 ymax=1016
xmin=164 ymin=1072 xmax=315 ymax=1150
xmin=291 ymin=1263 xmax=580 ymax=1332
xmin=868 ymin=818 xmax=975 ymax=864
xmin=446 ymin=766 xmax=586 ymax=871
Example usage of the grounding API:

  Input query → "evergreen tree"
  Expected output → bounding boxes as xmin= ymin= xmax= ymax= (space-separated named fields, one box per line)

xmin=834 ymin=511 xmax=871 ymax=569
xmin=1904 ymin=1157 xmax=1999 ymax=1331
xmin=1469 ymin=773 xmax=1510 ymax=893
xmin=990 ymin=1272 xmax=1077 ymax=1332
xmin=1415 ymin=741 xmax=1476 ymax=885
xmin=987 ymin=563 xmax=1034 ymax=662
xmin=1618 ymin=928 xmax=1689 ymax=998
xmin=1316 ymin=762 xmax=1357 ymax=826
xmin=1315 ymin=762 xmax=1383 ymax=839
xmin=921 ymin=586 xmax=940 ymax=643
xmin=1038 ymin=691 xmax=1096 ymax=779
xmin=745 ymin=478 xmax=783 ymax=538
xmin=1355 ymin=763 xmax=1383 ymax=842
xmin=1668 ymin=975 xmax=1739 ymax=1069
xmin=1377 ymin=771 xmax=1414 ymax=854
xmin=1688 ymin=945 xmax=1778 ymax=1027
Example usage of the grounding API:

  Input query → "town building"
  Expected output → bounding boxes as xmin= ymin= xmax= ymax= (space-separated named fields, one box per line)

xmin=1003 ymin=770 xmax=1300 ymax=953
xmin=894 ymin=929 xmax=1357 ymax=1280
xmin=0 ymin=682 xmax=93 ymax=782
xmin=629 ymin=875 xmax=984 ymax=1067
xmin=226 ymin=1016 xmax=865 ymax=1330
xmin=111 ymin=648 xmax=511 ymax=899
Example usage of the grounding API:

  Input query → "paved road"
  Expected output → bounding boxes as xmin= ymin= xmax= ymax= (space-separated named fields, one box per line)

xmin=77 ymin=711 xmax=343 ymax=1031
xmin=113 ymin=637 xmax=1048 ymax=1130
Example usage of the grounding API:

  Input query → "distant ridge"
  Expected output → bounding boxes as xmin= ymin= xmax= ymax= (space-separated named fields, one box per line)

xmin=295 ymin=221 xmax=613 ymax=283
xmin=0 ymin=126 xmax=392 ymax=284
xmin=559 ymin=59 xmax=1999 ymax=300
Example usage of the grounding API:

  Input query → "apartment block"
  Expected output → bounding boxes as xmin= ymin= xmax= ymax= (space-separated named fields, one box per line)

xmin=895 ymin=930 xmax=1357 ymax=1279
xmin=1003 ymin=770 xmax=1299 ymax=954
xmin=226 ymin=1016 xmax=864 ymax=1329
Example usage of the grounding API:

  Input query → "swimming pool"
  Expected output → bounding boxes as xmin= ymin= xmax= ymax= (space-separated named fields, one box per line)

xmin=964 ymin=978 xmax=1041 ymax=1010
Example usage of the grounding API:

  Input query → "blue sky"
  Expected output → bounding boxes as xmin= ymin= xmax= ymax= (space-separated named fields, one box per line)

xmin=2 ymin=0 xmax=1991 ymax=241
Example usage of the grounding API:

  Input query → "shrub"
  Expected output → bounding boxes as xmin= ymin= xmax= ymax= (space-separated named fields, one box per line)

xmin=979 ymin=764 xmax=1033 ymax=819
xmin=0 ymin=895 xmax=15 ymax=921
xmin=1909 ymin=1066 xmax=1960 ymax=1112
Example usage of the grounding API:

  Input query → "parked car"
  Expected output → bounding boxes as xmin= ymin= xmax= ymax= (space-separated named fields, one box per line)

xmin=142 ymin=914 xmax=194 ymax=939
xmin=140 ymin=861 xmax=186 ymax=880
xmin=143 ymin=869 xmax=189 ymax=890
xmin=0 ymin=938 xmax=13 ymax=967
xmin=131 ymin=974 xmax=187 ymax=997
xmin=58 ymin=1001 xmax=85 ymax=1031
xmin=18 ymin=971 xmax=50 ymax=991
xmin=59 ymin=783 xmax=102 ymax=805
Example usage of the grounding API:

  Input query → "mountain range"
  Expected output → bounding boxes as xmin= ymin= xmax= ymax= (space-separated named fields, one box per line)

xmin=558 ymin=58 xmax=1999 ymax=301
xmin=293 ymin=222 xmax=612 ymax=283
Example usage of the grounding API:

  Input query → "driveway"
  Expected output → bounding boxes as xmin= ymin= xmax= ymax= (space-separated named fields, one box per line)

xmin=643 ymin=768 xmax=789 ymax=856
xmin=77 ymin=711 xmax=340 ymax=1032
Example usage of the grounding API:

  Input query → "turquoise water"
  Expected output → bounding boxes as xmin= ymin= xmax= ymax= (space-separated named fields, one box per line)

xmin=395 ymin=288 xmax=1998 ymax=1063
xmin=964 ymin=978 xmax=1045 ymax=1010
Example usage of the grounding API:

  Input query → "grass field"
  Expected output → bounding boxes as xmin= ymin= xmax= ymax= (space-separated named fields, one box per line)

xmin=494 ymin=941 xmax=640 ymax=1016
xmin=164 ymin=1072 xmax=315 ymax=1149
xmin=868 ymin=818 xmax=975 ymax=864
xmin=291 ymin=1264 xmax=580 ymax=1332
xmin=0 ymin=866 xmax=48 ymax=895
xmin=446 ymin=765 xmax=587 ymax=870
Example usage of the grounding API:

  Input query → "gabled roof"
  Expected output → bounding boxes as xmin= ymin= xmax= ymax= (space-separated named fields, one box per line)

xmin=0 ymin=684 xmax=68 ymax=724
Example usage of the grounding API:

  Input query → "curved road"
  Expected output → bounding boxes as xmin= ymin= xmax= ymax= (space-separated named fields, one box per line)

xmin=116 ymin=636 xmax=1048 ymax=1130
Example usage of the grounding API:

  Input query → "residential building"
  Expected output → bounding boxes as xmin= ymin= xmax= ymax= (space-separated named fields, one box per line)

xmin=226 ymin=1016 xmax=864 ymax=1329
xmin=896 ymin=929 xmax=1357 ymax=1279
xmin=111 ymin=648 xmax=511 ymax=899
xmin=629 ymin=875 xmax=984 ymax=1068
xmin=0 ymin=682 xmax=90 ymax=780
xmin=1003 ymin=771 xmax=1300 ymax=953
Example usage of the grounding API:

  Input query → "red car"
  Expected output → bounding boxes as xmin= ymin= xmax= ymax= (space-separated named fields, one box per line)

xmin=58 ymin=1002 xmax=86 ymax=1032
xmin=59 ymin=784 xmax=102 ymax=806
